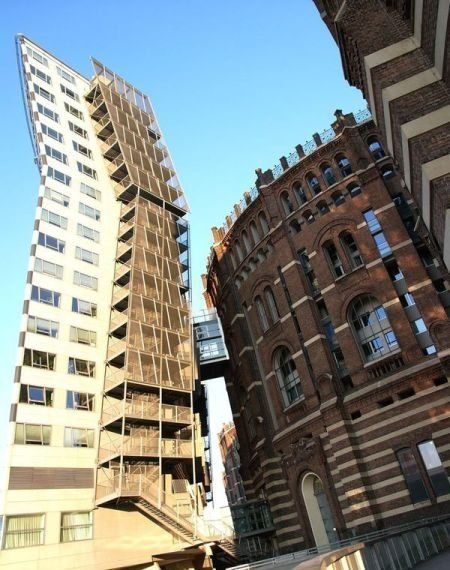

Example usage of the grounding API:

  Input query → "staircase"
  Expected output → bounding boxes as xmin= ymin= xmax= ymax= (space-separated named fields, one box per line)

xmin=132 ymin=493 xmax=239 ymax=562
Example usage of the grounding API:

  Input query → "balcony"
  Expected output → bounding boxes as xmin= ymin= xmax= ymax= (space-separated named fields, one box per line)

xmin=120 ymin=201 xmax=136 ymax=222
xmin=94 ymin=114 xmax=113 ymax=138
xmin=112 ymin=285 xmax=129 ymax=309
xmin=231 ymin=500 xmax=275 ymax=538
xmin=107 ymin=337 xmax=127 ymax=362
xmin=107 ymin=156 xmax=128 ymax=182
xmin=114 ymin=261 xmax=131 ymax=283
xmin=114 ymin=177 xmax=138 ymax=201
xmin=116 ymin=240 xmax=133 ymax=263
xmin=109 ymin=310 xmax=128 ymax=336
xmin=118 ymin=219 xmax=134 ymax=241
xmin=101 ymin=399 xmax=192 ymax=428
xmin=98 ymin=435 xmax=193 ymax=463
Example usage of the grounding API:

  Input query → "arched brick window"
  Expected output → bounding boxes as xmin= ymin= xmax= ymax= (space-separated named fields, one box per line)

xmin=293 ymin=182 xmax=308 ymax=206
xmin=258 ymin=211 xmax=270 ymax=235
xmin=280 ymin=191 xmax=294 ymax=216
xmin=264 ymin=286 xmax=279 ymax=324
xmin=336 ymin=154 xmax=352 ymax=177
xmin=321 ymin=163 xmax=336 ymax=186
xmin=249 ymin=221 xmax=260 ymax=244
xmin=255 ymin=295 xmax=269 ymax=332
xmin=341 ymin=232 xmax=363 ymax=269
xmin=349 ymin=295 xmax=398 ymax=362
xmin=274 ymin=347 xmax=303 ymax=407
xmin=306 ymin=173 xmax=321 ymax=196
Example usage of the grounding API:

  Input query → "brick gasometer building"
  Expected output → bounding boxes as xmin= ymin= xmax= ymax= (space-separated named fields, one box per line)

xmin=313 ymin=0 xmax=450 ymax=269
xmin=203 ymin=110 xmax=450 ymax=554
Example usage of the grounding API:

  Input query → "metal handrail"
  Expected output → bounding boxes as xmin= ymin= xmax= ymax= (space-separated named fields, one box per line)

xmin=230 ymin=513 xmax=450 ymax=570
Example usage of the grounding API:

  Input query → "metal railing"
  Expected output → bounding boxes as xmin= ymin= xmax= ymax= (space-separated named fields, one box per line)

xmin=230 ymin=514 xmax=450 ymax=570
xmin=218 ymin=107 xmax=372 ymax=238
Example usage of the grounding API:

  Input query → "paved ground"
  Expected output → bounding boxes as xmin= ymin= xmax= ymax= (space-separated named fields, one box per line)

xmin=414 ymin=550 xmax=450 ymax=569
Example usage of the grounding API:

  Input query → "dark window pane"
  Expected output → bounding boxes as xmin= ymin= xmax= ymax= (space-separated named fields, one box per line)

xmin=397 ymin=448 xmax=429 ymax=503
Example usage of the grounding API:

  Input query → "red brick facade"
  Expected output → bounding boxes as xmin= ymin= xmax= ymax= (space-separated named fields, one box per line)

xmin=313 ymin=0 xmax=450 ymax=269
xmin=204 ymin=114 xmax=450 ymax=554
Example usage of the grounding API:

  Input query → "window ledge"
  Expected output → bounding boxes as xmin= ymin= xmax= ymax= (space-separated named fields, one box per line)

xmin=334 ymin=264 xmax=366 ymax=284
xmin=363 ymin=349 xmax=402 ymax=369
xmin=413 ymin=500 xmax=432 ymax=508
xmin=283 ymin=394 xmax=306 ymax=413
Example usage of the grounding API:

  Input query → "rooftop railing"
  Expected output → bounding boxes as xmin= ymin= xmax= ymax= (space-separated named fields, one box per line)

xmin=217 ymin=108 xmax=372 ymax=240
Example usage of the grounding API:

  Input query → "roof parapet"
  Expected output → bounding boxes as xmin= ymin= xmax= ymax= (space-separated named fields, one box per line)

xmin=211 ymin=107 xmax=371 ymax=244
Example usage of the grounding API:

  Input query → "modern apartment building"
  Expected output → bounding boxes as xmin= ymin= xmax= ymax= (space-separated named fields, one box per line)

xmin=0 ymin=35 xmax=230 ymax=570
xmin=204 ymin=110 xmax=450 ymax=553
xmin=313 ymin=0 xmax=450 ymax=269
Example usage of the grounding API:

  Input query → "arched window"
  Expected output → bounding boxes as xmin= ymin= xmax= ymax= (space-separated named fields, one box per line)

xmin=264 ymin=287 xmax=279 ymax=323
xmin=303 ymin=210 xmax=315 ymax=224
xmin=349 ymin=295 xmax=398 ymax=362
xmin=347 ymin=182 xmax=361 ymax=198
xmin=258 ymin=211 xmax=270 ymax=235
xmin=341 ymin=232 xmax=363 ymax=268
xmin=274 ymin=347 xmax=303 ymax=407
xmin=235 ymin=240 xmax=244 ymax=262
xmin=229 ymin=248 xmax=237 ymax=270
xmin=367 ymin=136 xmax=385 ymax=161
xmin=324 ymin=242 xmax=344 ymax=278
xmin=381 ymin=164 xmax=395 ymax=179
xmin=321 ymin=164 xmax=336 ymax=186
xmin=280 ymin=191 xmax=294 ymax=216
xmin=336 ymin=154 xmax=352 ymax=177
xmin=317 ymin=200 xmax=330 ymax=216
xmin=249 ymin=221 xmax=260 ymax=244
xmin=293 ymin=182 xmax=308 ymax=206
xmin=306 ymin=173 xmax=321 ymax=195
xmin=242 ymin=230 xmax=251 ymax=254
xmin=331 ymin=191 xmax=345 ymax=206
xmin=255 ymin=295 xmax=269 ymax=332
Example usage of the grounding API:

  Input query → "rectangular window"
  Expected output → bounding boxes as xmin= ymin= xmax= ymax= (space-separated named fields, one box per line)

xmin=68 ymin=121 xmax=88 ymax=139
xmin=60 ymin=84 xmax=79 ymax=101
xmin=60 ymin=512 xmax=93 ymax=543
xmin=57 ymin=66 xmax=76 ymax=84
xmin=27 ymin=46 xmax=48 ymax=66
xmin=41 ymin=123 xmax=63 ymax=142
xmin=384 ymin=330 xmax=398 ymax=348
xmin=64 ymin=102 xmax=83 ymax=120
xmin=19 ymin=384 xmax=53 ymax=406
xmin=66 ymin=391 xmax=95 ymax=411
xmin=33 ymin=83 xmax=54 ymax=103
xmin=27 ymin=316 xmax=58 ymax=338
xmin=73 ymin=141 xmax=92 ymax=159
xmin=400 ymin=292 xmax=416 ymax=308
xmin=23 ymin=348 xmax=56 ymax=370
xmin=37 ymin=103 xmax=59 ymax=123
xmin=31 ymin=285 xmax=60 ymax=307
xmin=34 ymin=258 xmax=63 ymax=279
xmin=15 ymin=423 xmax=51 ymax=446
xmin=77 ymin=162 xmax=97 ymax=180
xmin=38 ymin=232 xmax=65 ymax=253
xmin=80 ymin=182 xmax=101 ymax=201
xmin=418 ymin=441 xmax=450 ymax=497
xmin=69 ymin=326 xmax=96 ymax=346
xmin=44 ymin=144 xmax=68 ymax=165
xmin=68 ymin=357 xmax=95 ymax=377
xmin=47 ymin=167 xmax=71 ymax=186
xmin=64 ymin=427 xmax=95 ymax=448
xmin=77 ymin=223 xmax=99 ymax=243
xmin=41 ymin=208 xmax=68 ymax=229
xmin=3 ymin=514 xmax=45 ymax=549
xmin=74 ymin=271 xmax=98 ymax=291
xmin=72 ymin=297 xmax=97 ymax=317
xmin=363 ymin=209 xmax=392 ymax=258
xmin=44 ymin=187 xmax=69 ymax=207
xmin=75 ymin=246 xmax=99 ymax=266
xmin=79 ymin=202 xmax=100 ymax=222
xmin=30 ymin=65 xmax=51 ymax=84
xmin=412 ymin=318 xmax=427 ymax=335
xmin=397 ymin=448 xmax=429 ymax=503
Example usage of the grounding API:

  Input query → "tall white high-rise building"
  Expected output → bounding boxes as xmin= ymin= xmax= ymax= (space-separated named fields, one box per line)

xmin=0 ymin=35 xmax=233 ymax=570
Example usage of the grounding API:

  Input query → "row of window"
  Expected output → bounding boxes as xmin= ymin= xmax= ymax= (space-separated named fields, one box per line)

xmin=39 ymin=232 xmax=100 ymax=263
xmin=229 ymin=212 xmax=270 ymax=268
xmin=20 ymin=384 xmax=95 ymax=411
xmin=23 ymin=349 xmax=96 ymax=377
xmin=27 ymin=316 xmax=97 ymax=345
xmin=35 ymin=259 xmax=98 ymax=290
xmin=2 ymin=511 xmax=92 ymax=549
xmin=15 ymin=424 xmax=95 ymax=447
xmin=26 ymin=45 xmax=77 ymax=86
xmin=44 ymin=140 xmax=93 ymax=165
xmin=31 ymin=286 xmax=97 ymax=317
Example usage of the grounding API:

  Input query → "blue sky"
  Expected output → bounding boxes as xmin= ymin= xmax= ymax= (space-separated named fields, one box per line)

xmin=0 ymin=1 xmax=365 ymax=506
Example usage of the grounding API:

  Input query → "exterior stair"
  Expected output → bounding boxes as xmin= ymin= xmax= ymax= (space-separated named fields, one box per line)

xmin=131 ymin=494 xmax=239 ymax=561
